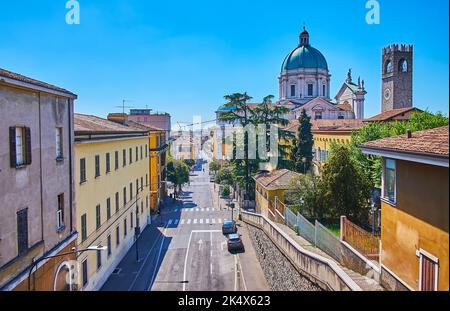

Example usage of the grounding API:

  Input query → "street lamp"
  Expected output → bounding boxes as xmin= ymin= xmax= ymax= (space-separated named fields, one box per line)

xmin=301 ymin=157 xmax=307 ymax=175
xmin=28 ymin=245 xmax=107 ymax=291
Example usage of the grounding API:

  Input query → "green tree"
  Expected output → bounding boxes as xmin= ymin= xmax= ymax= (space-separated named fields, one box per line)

xmin=209 ymin=160 xmax=221 ymax=175
xmin=166 ymin=158 xmax=190 ymax=196
xmin=215 ymin=165 xmax=235 ymax=186
xmin=183 ymin=159 xmax=196 ymax=168
xmin=318 ymin=145 xmax=372 ymax=224
xmin=291 ymin=110 xmax=314 ymax=173
xmin=285 ymin=174 xmax=321 ymax=220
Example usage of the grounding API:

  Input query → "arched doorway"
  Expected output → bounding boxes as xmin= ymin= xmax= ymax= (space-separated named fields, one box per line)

xmin=53 ymin=261 xmax=73 ymax=291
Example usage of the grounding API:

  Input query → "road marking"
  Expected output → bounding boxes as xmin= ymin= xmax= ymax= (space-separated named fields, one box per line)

xmin=196 ymin=208 xmax=200 ymax=212
xmin=174 ymin=219 xmax=179 ymax=225
xmin=168 ymin=219 xmax=173 ymax=225
xmin=200 ymin=219 xmax=203 ymax=224
xmin=174 ymin=209 xmax=178 ymax=212
xmin=201 ymin=208 xmax=204 ymax=212
xmin=193 ymin=219 xmax=198 ymax=224
xmin=187 ymin=219 xmax=191 ymax=224
xmin=180 ymin=219 xmax=185 ymax=225
xmin=183 ymin=231 xmax=194 ymax=291
xmin=212 ymin=218 xmax=216 ymax=224
xmin=206 ymin=208 xmax=210 ymax=211
xmin=146 ymin=222 xmax=170 ymax=291
xmin=218 ymin=218 xmax=222 ymax=223
xmin=205 ymin=219 xmax=209 ymax=224
xmin=237 ymin=254 xmax=248 ymax=291
xmin=234 ymin=255 xmax=238 ymax=291
xmin=210 ymin=231 xmax=213 ymax=275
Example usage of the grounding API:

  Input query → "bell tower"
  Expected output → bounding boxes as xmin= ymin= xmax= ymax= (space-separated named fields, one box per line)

xmin=381 ymin=44 xmax=413 ymax=112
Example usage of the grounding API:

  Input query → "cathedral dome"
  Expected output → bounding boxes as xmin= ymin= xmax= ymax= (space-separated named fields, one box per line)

xmin=281 ymin=29 xmax=328 ymax=72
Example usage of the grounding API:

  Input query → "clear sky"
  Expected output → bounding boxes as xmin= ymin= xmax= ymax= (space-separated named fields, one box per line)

xmin=0 ymin=0 xmax=448 ymax=129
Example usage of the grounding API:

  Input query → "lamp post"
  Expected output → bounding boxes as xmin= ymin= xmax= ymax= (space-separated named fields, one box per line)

xmin=301 ymin=157 xmax=307 ymax=175
xmin=28 ymin=245 xmax=107 ymax=291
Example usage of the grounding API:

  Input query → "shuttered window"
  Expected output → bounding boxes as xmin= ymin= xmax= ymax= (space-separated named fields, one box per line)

xmin=106 ymin=153 xmax=110 ymax=173
xmin=82 ymin=259 xmax=88 ymax=287
xmin=420 ymin=251 xmax=438 ymax=291
xmin=56 ymin=128 xmax=63 ymax=159
xmin=80 ymin=158 xmax=86 ymax=183
xmin=96 ymin=204 xmax=101 ymax=230
xmin=107 ymin=235 xmax=112 ymax=257
xmin=17 ymin=208 xmax=28 ymax=255
xmin=115 ymin=192 xmax=119 ymax=213
xmin=114 ymin=151 xmax=119 ymax=170
xmin=123 ymin=149 xmax=126 ymax=167
xmin=106 ymin=198 xmax=111 ymax=220
xmin=135 ymin=146 xmax=138 ymax=162
xmin=130 ymin=183 xmax=133 ymax=199
xmin=123 ymin=187 xmax=127 ymax=205
xmin=116 ymin=226 xmax=120 ymax=246
xmin=95 ymin=155 xmax=100 ymax=178
xmin=129 ymin=148 xmax=132 ymax=164
xmin=10 ymin=126 xmax=31 ymax=167
xmin=81 ymin=214 xmax=87 ymax=242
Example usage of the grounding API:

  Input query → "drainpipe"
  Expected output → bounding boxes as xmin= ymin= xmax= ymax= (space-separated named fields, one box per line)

xmin=68 ymin=99 xmax=74 ymax=232
xmin=38 ymin=93 xmax=44 ymax=243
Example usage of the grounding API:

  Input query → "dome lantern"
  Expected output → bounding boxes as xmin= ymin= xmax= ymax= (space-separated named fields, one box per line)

xmin=299 ymin=26 xmax=310 ymax=46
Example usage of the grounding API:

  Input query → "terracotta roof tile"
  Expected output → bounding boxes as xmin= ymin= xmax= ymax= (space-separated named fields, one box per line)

xmin=74 ymin=114 xmax=148 ymax=133
xmin=0 ymin=68 xmax=76 ymax=96
xmin=366 ymin=107 xmax=421 ymax=122
xmin=362 ymin=126 xmax=449 ymax=157
xmin=283 ymin=119 xmax=364 ymax=133
xmin=127 ymin=120 xmax=165 ymax=132
xmin=254 ymin=169 xmax=300 ymax=190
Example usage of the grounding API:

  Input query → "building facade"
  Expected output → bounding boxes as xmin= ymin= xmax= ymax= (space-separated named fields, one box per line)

xmin=0 ymin=68 xmax=78 ymax=291
xmin=128 ymin=109 xmax=171 ymax=139
xmin=74 ymin=114 xmax=151 ymax=291
xmin=361 ymin=126 xmax=449 ymax=291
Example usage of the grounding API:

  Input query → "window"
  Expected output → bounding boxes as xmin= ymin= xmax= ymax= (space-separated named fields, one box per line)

xmin=419 ymin=250 xmax=439 ymax=291
xmin=82 ymin=259 xmax=88 ymax=287
xmin=115 ymin=192 xmax=119 ymax=213
xmin=116 ymin=226 xmax=120 ymax=246
xmin=146 ymin=174 xmax=148 ymax=187
xmin=308 ymin=84 xmax=313 ymax=96
xmin=141 ymin=201 xmax=143 ymax=215
xmin=338 ymin=114 xmax=345 ymax=120
xmin=114 ymin=151 xmax=119 ymax=170
xmin=130 ymin=183 xmax=133 ymax=199
xmin=146 ymin=196 xmax=149 ymax=209
xmin=96 ymin=205 xmax=101 ymax=230
xmin=56 ymin=128 xmax=63 ymax=159
xmin=80 ymin=158 xmax=86 ymax=183
xmin=322 ymin=85 xmax=326 ymax=97
xmin=145 ymin=145 xmax=148 ymax=158
xmin=385 ymin=60 xmax=393 ymax=73
xmin=123 ymin=149 xmax=126 ymax=167
xmin=10 ymin=126 xmax=31 ymax=167
xmin=57 ymin=193 xmax=65 ymax=230
xmin=95 ymin=155 xmax=100 ymax=178
xmin=107 ymin=235 xmax=112 ymax=257
xmin=131 ymin=212 xmax=134 ymax=229
xmin=136 ymin=179 xmax=139 ymax=195
xmin=290 ymin=85 xmax=296 ymax=97
xmin=106 ymin=153 xmax=110 ymax=173
xmin=384 ymin=159 xmax=396 ymax=203
xmin=17 ymin=208 xmax=28 ymax=255
xmin=96 ymin=249 xmax=102 ymax=270
xmin=140 ymin=177 xmax=143 ymax=191
xmin=140 ymin=146 xmax=143 ymax=160
xmin=123 ymin=187 xmax=127 ymax=205
xmin=129 ymin=148 xmax=132 ymax=164
xmin=315 ymin=111 xmax=323 ymax=120
xmin=136 ymin=206 xmax=140 ymax=227
xmin=106 ymin=198 xmax=111 ymax=220
xmin=399 ymin=59 xmax=408 ymax=72
xmin=124 ymin=218 xmax=127 ymax=237
xmin=81 ymin=214 xmax=87 ymax=242
xmin=135 ymin=146 xmax=138 ymax=162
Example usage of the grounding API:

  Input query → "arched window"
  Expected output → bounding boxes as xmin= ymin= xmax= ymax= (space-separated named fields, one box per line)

xmin=385 ymin=60 xmax=393 ymax=74
xmin=399 ymin=59 xmax=408 ymax=72
xmin=290 ymin=85 xmax=296 ymax=97
xmin=322 ymin=84 xmax=326 ymax=96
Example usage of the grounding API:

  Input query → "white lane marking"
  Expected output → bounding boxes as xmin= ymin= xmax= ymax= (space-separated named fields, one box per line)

xmin=237 ymin=254 xmax=248 ymax=291
xmin=210 ymin=231 xmax=213 ymax=275
xmin=180 ymin=219 xmax=185 ymax=225
xmin=206 ymin=208 xmax=210 ymax=211
xmin=201 ymin=208 xmax=204 ymax=212
xmin=234 ymin=254 xmax=238 ymax=291
xmin=183 ymin=231 xmax=194 ymax=291
xmin=212 ymin=218 xmax=216 ymax=224
xmin=168 ymin=219 xmax=173 ymax=225
xmin=174 ymin=219 xmax=179 ymax=225
xmin=148 ymin=223 xmax=170 ymax=291
xmin=218 ymin=218 xmax=222 ymax=223
xmin=193 ymin=219 xmax=198 ymax=224
xmin=196 ymin=208 xmax=200 ymax=212
xmin=200 ymin=219 xmax=204 ymax=224
xmin=187 ymin=219 xmax=191 ymax=224
xmin=205 ymin=219 xmax=209 ymax=224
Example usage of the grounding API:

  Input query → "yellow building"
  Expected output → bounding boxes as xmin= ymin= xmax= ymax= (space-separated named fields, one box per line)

xmin=361 ymin=126 xmax=449 ymax=291
xmin=284 ymin=119 xmax=364 ymax=175
xmin=74 ymin=114 xmax=151 ymax=291
xmin=148 ymin=125 xmax=168 ymax=212
xmin=254 ymin=169 xmax=300 ymax=220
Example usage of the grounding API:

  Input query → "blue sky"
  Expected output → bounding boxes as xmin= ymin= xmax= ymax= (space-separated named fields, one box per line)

xmin=0 ymin=0 xmax=448 ymax=128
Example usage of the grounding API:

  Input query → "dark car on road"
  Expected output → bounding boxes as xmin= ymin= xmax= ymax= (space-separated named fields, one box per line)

xmin=227 ymin=233 xmax=244 ymax=252
xmin=222 ymin=220 xmax=237 ymax=235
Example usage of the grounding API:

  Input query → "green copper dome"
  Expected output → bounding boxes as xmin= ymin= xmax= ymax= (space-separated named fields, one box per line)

xmin=281 ymin=45 xmax=328 ymax=72
xmin=281 ymin=29 xmax=328 ymax=72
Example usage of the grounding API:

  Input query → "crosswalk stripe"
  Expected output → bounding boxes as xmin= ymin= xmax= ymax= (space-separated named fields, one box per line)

xmin=168 ymin=219 xmax=173 ymax=225
xmin=212 ymin=218 xmax=216 ymax=224
xmin=187 ymin=219 xmax=191 ymax=224
xmin=196 ymin=208 xmax=200 ymax=212
xmin=174 ymin=219 xmax=179 ymax=225
xmin=218 ymin=218 xmax=222 ymax=223
xmin=200 ymin=219 xmax=204 ymax=224
xmin=194 ymin=219 xmax=198 ymax=224
xmin=180 ymin=219 xmax=185 ymax=225
xmin=206 ymin=208 xmax=210 ymax=211
xmin=201 ymin=208 xmax=204 ymax=212
xmin=205 ymin=219 xmax=209 ymax=224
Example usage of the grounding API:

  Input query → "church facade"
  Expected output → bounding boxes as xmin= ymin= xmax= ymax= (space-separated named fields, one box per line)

xmin=278 ymin=28 xmax=366 ymax=121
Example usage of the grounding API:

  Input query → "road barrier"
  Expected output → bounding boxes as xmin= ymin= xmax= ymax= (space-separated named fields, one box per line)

xmin=241 ymin=210 xmax=361 ymax=291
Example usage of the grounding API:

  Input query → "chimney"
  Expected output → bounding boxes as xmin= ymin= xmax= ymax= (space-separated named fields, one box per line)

xmin=407 ymin=129 xmax=412 ymax=139
xmin=107 ymin=113 xmax=129 ymax=126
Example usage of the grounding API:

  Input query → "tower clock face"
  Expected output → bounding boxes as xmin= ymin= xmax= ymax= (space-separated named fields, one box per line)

xmin=384 ymin=88 xmax=391 ymax=101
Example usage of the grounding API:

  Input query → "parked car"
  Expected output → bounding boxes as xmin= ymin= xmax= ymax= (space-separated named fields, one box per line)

xmin=227 ymin=233 xmax=244 ymax=252
xmin=222 ymin=220 xmax=237 ymax=235
xmin=210 ymin=175 xmax=215 ymax=182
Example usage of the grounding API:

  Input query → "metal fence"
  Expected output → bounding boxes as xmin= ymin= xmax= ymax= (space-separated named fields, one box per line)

xmin=341 ymin=216 xmax=380 ymax=261
xmin=284 ymin=205 xmax=297 ymax=229
xmin=297 ymin=213 xmax=315 ymax=244
xmin=315 ymin=220 xmax=342 ymax=262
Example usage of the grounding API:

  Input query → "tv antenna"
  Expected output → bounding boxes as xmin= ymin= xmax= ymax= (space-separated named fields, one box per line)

xmin=115 ymin=99 xmax=134 ymax=115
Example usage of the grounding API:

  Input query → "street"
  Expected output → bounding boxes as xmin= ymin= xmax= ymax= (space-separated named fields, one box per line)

xmin=101 ymin=160 xmax=269 ymax=291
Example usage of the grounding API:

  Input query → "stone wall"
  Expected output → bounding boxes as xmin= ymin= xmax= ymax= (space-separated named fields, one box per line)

xmin=246 ymin=224 xmax=322 ymax=291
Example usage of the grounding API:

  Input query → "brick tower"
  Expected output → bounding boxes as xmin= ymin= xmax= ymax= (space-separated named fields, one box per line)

xmin=381 ymin=44 xmax=413 ymax=112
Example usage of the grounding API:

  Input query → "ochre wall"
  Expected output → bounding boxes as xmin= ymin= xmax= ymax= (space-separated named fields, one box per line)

xmin=381 ymin=160 xmax=449 ymax=291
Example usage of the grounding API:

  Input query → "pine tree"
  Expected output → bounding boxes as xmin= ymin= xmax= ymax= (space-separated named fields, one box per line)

xmin=291 ymin=110 xmax=313 ymax=173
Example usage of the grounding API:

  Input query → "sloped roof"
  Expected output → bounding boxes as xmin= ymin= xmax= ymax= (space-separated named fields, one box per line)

xmin=74 ymin=114 xmax=148 ymax=133
xmin=254 ymin=169 xmax=300 ymax=190
xmin=0 ymin=68 xmax=76 ymax=97
xmin=366 ymin=107 xmax=422 ymax=122
xmin=362 ymin=126 xmax=449 ymax=158
xmin=283 ymin=119 xmax=364 ymax=133
xmin=128 ymin=120 xmax=165 ymax=132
